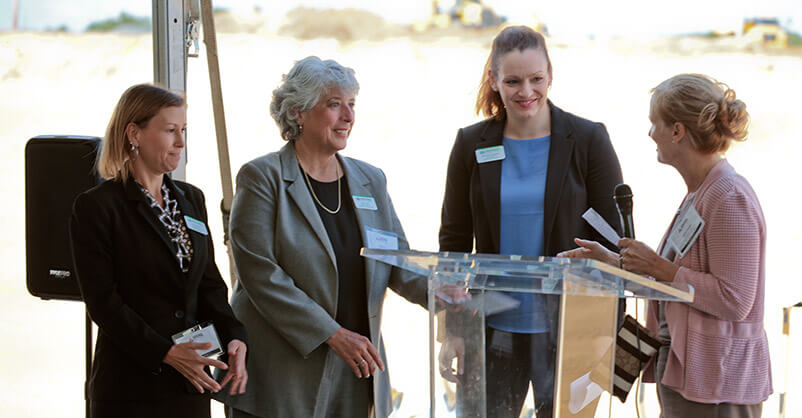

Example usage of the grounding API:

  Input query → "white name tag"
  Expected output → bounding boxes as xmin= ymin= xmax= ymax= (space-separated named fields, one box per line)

xmin=171 ymin=322 xmax=222 ymax=358
xmin=365 ymin=226 xmax=399 ymax=250
xmin=352 ymin=195 xmax=378 ymax=210
xmin=184 ymin=215 xmax=209 ymax=235
xmin=475 ymin=145 xmax=506 ymax=163
xmin=668 ymin=202 xmax=704 ymax=258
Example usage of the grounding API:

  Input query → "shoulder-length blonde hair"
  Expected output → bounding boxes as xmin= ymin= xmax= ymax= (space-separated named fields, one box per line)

xmin=476 ymin=26 xmax=551 ymax=120
xmin=98 ymin=84 xmax=185 ymax=182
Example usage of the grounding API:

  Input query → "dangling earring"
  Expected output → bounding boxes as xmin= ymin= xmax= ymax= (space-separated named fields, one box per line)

xmin=130 ymin=142 xmax=139 ymax=161
xmin=299 ymin=124 xmax=304 ymax=134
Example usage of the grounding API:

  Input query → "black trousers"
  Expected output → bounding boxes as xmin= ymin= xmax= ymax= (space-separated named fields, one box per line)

xmin=90 ymin=396 xmax=210 ymax=418
xmin=485 ymin=328 xmax=555 ymax=418
xmin=458 ymin=328 xmax=555 ymax=418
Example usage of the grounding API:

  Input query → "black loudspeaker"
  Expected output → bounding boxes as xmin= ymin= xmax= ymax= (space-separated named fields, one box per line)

xmin=26 ymin=135 xmax=102 ymax=300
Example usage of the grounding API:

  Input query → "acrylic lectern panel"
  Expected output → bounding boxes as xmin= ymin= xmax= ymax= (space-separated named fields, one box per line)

xmin=361 ymin=249 xmax=693 ymax=418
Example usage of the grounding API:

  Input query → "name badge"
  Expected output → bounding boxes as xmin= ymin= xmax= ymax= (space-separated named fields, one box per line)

xmin=365 ymin=226 xmax=399 ymax=250
xmin=667 ymin=202 xmax=704 ymax=258
xmin=352 ymin=195 xmax=378 ymax=210
xmin=475 ymin=145 xmax=506 ymax=163
xmin=171 ymin=322 xmax=222 ymax=358
xmin=184 ymin=215 xmax=209 ymax=235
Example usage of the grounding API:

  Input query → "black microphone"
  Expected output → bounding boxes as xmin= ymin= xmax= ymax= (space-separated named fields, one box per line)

xmin=614 ymin=184 xmax=635 ymax=239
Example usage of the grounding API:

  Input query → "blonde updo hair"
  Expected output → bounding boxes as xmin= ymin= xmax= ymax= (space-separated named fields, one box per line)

xmin=650 ymin=74 xmax=749 ymax=154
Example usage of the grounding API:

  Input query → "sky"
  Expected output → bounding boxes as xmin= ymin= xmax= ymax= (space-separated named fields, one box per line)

xmin=1 ymin=0 xmax=801 ymax=38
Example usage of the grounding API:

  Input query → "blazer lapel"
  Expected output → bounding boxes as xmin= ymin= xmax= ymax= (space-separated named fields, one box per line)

xmin=125 ymin=178 xmax=176 ymax=257
xmin=476 ymin=119 xmax=504 ymax=253
xmin=280 ymin=144 xmax=337 ymax=271
xmin=543 ymin=102 xmax=575 ymax=251
xmin=339 ymin=156 xmax=377 ymax=312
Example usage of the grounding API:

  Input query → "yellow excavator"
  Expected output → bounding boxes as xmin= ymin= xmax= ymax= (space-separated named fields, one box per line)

xmin=414 ymin=0 xmax=547 ymax=34
xmin=414 ymin=0 xmax=504 ymax=31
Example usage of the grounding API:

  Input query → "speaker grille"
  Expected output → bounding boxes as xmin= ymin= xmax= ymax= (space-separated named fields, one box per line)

xmin=25 ymin=135 xmax=101 ymax=301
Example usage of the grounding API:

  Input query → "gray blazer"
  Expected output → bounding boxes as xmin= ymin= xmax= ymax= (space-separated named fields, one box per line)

xmin=214 ymin=143 xmax=427 ymax=417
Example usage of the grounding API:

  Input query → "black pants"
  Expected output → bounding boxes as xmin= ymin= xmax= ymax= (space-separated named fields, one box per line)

xmin=90 ymin=397 xmax=210 ymax=418
xmin=458 ymin=328 xmax=555 ymax=418
xmin=225 ymin=406 xmax=260 ymax=418
xmin=485 ymin=328 xmax=555 ymax=418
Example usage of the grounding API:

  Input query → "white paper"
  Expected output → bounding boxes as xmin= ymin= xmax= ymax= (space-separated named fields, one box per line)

xmin=459 ymin=291 xmax=520 ymax=316
xmin=569 ymin=371 xmax=604 ymax=414
xmin=582 ymin=208 xmax=621 ymax=246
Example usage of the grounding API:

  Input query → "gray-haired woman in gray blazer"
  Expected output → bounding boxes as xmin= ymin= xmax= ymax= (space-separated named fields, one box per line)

xmin=213 ymin=56 xmax=428 ymax=418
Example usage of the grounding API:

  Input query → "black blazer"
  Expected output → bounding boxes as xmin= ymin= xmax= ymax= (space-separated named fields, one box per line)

xmin=440 ymin=101 xmax=623 ymax=255
xmin=69 ymin=175 xmax=246 ymax=401
xmin=439 ymin=102 xmax=625 ymax=336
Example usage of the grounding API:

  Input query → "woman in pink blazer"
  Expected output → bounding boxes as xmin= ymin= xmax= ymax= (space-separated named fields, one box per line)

xmin=559 ymin=74 xmax=771 ymax=417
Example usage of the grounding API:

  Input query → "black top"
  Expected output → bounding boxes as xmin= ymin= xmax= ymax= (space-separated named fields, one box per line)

xmin=306 ymin=172 xmax=370 ymax=338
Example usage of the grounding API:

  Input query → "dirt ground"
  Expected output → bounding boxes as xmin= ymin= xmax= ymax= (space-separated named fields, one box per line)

xmin=1 ymin=24 xmax=801 ymax=417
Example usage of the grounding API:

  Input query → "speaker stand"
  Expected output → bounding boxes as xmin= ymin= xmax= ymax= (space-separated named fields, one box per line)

xmin=85 ymin=310 xmax=92 ymax=418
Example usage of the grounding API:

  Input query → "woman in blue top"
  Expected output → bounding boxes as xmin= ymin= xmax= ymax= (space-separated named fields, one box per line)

xmin=438 ymin=26 xmax=624 ymax=417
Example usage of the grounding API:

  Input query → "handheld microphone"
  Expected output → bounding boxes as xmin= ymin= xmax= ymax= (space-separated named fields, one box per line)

xmin=613 ymin=184 xmax=635 ymax=239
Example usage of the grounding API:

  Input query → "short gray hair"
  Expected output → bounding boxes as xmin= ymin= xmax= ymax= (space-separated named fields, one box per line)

xmin=270 ymin=56 xmax=359 ymax=142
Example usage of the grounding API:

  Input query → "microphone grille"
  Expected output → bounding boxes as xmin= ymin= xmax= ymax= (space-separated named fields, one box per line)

xmin=614 ymin=183 xmax=632 ymax=198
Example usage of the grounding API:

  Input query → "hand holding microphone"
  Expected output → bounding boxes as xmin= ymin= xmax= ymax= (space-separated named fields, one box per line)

xmin=614 ymin=184 xmax=678 ymax=281
xmin=558 ymin=183 xmax=634 ymax=264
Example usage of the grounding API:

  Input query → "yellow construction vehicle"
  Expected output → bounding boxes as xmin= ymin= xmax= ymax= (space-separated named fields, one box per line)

xmin=413 ymin=0 xmax=506 ymax=31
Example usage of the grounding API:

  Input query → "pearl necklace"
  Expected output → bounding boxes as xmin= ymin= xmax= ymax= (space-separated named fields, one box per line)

xmin=300 ymin=159 xmax=341 ymax=215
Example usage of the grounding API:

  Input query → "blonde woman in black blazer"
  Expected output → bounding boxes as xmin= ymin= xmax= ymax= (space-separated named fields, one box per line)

xmin=69 ymin=84 xmax=247 ymax=418
xmin=438 ymin=27 xmax=623 ymax=418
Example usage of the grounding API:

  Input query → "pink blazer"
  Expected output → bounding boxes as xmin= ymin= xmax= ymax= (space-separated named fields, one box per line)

xmin=642 ymin=159 xmax=772 ymax=404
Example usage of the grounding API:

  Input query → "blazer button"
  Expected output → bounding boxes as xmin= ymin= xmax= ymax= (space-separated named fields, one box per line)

xmin=174 ymin=310 xmax=185 ymax=319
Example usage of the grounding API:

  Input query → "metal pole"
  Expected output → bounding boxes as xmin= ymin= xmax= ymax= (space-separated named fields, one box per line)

xmin=12 ymin=0 xmax=19 ymax=30
xmin=152 ymin=0 xmax=188 ymax=180
xmin=85 ymin=310 xmax=93 ymax=418
xmin=779 ymin=302 xmax=802 ymax=418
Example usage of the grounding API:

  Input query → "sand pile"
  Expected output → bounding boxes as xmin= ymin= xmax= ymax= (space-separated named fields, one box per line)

xmin=278 ymin=7 xmax=409 ymax=42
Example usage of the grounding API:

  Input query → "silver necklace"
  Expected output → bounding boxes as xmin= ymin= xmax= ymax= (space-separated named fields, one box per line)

xmin=301 ymin=160 xmax=341 ymax=215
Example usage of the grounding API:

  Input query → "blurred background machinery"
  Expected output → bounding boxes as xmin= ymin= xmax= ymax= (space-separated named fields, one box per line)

xmin=413 ymin=0 xmax=548 ymax=34
xmin=743 ymin=17 xmax=789 ymax=48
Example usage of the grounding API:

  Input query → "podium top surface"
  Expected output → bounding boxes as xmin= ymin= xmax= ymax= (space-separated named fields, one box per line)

xmin=362 ymin=248 xmax=693 ymax=302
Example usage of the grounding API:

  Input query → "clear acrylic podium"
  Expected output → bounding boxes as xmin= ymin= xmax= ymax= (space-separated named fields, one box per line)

xmin=362 ymin=248 xmax=694 ymax=418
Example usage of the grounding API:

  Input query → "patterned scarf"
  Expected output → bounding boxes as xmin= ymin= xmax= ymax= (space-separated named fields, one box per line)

xmin=139 ymin=182 xmax=194 ymax=273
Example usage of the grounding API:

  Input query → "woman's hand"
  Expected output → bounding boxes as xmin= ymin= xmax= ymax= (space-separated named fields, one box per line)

xmin=438 ymin=336 xmax=465 ymax=383
xmin=162 ymin=342 xmax=228 ymax=393
xmin=326 ymin=327 xmax=385 ymax=379
xmin=219 ymin=339 xmax=248 ymax=395
xmin=618 ymin=238 xmax=678 ymax=282
xmin=435 ymin=284 xmax=472 ymax=311
xmin=557 ymin=238 xmax=619 ymax=266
